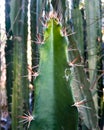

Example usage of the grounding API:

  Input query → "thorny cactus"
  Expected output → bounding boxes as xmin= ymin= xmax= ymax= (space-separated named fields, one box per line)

xmin=29 ymin=12 xmax=78 ymax=130
xmin=6 ymin=0 xmax=29 ymax=129
xmin=29 ymin=11 xmax=99 ymax=130
xmin=1 ymin=0 xmax=103 ymax=130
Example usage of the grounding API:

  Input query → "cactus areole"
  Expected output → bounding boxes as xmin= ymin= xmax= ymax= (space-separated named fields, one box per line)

xmin=29 ymin=12 xmax=78 ymax=130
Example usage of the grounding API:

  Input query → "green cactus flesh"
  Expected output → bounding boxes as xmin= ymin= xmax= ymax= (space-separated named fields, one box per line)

xmin=29 ymin=16 xmax=78 ymax=130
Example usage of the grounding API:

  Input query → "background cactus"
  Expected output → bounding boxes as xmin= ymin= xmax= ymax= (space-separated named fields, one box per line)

xmin=67 ymin=30 xmax=99 ymax=129
xmin=6 ymin=0 xmax=29 ymax=129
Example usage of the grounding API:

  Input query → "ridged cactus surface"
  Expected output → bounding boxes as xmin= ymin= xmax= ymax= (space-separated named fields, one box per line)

xmin=9 ymin=0 xmax=29 ymax=129
xmin=29 ymin=12 xmax=78 ymax=130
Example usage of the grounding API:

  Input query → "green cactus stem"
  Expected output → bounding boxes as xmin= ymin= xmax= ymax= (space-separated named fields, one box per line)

xmin=29 ymin=12 xmax=78 ymax=130
xmin=67 ymin=27 xmax=99 ymax=129
xmin=10 ymin=0 xmax=29 ymax=129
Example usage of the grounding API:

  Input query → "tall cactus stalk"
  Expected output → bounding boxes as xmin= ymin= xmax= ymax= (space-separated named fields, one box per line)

xmin=67 ymin=30 xmax=99 ymax=129
xmin=30 ymin=0 xmax=43 ymax=73
xmin=85 ymin=0 xmax=100 ymax=84
xmin=9 ymin=0 xmax=29 ymax=129
xmin=85 ymin=0 xmax=101 ymax=127
xmin=1 ymin=0 xmax=103 ymax=129
xmin=29 ymin=12 xmax=78 ymax=130
xmin=64 ymin=1 xmax=99 ymax=129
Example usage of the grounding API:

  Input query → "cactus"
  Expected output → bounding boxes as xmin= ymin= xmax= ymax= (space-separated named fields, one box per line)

xmin=9 ymin=0 xmax=29 ymax=129
xmin=1 ymin=0 xmax=103 ymax=129
xmin=64 ymin=1 xmax=99 ymax=129
xmin=67 ymin=29 xmax=99 ymax=129
xmin=30 ymin=0 xmax=43 ymax=72
xmin=85 ymin=0 xmax=99 ymax=85
xmin=29 ymin=12 xmax=78 ymax=130
xmin=72 ymin=5 xmax=84 ymax=57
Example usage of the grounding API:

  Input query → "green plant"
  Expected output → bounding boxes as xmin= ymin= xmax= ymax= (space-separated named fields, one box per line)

xmin=29 ymin=12 xmax=78 ymax=130
xmin=1 ymin=0 xmax=103 ymax=130
xmin=7 ymin=0 xmax=29 ymax=129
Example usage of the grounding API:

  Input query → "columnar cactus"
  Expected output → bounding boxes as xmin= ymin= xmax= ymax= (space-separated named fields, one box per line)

xmin=85 ymin=0 xmax=101 ymax=95
xmin=29 ymin=12 xmax=78 ymax=130
xmin=2 ymin=0 xmax=102 ymax=129
xmin=9 ymin=0 xmax=29 ymax=129
xmin=67 ymin=32 xmax=99 ymax=129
